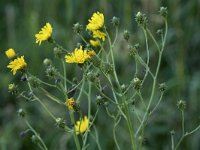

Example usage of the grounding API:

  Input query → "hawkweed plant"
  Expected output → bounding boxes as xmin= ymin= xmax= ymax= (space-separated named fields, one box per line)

xmin=5 ymin=7 xmax=200 ymax=150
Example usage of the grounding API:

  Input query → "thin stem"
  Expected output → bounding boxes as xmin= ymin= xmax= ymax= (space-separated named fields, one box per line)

xmin=40 ymin=88 xmax=64 ymax=105
xmin=26 ymin=74 xmax=56 ymax=120
xmin=62 ymin=60 xmax=67 ymax=99
xmin=141 ymin=27 xmax=150 ymax=85
xmin=137 ymin=91 xmax=146 ymax=108
xmin=25 ymin=120 xmax=48 ymax=150
xmin=77 ymin=74 xmax=86 ymax=102
xmin=78 ymin=34 xmax=88 ymax=44
xmin=136 ymin=19 xmax=168 ymax=137
xmin=82 ymin=82 xmax=92 ymax=147
xmin=181 ymin=110 xmax=185 ymax=135
xmin=171 ymin=133 xmax=175 ymax=150
xmin=69 ymin=112 xmax=81 ymax=150
xmin=147 ymin=29 xmax=160 ymax=52
xmin=149 ymin=93 xmax=164 ymax=115
xmin=113 ymin=115 xmax=121 ymax=150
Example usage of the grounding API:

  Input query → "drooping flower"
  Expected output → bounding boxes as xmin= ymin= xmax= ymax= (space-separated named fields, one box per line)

xmin=65 ymin=46 xmax=95 ymax=64
xmin=5 ymin=48 xmax=16 ymax=59
xmin=35 ymin=22 xmax=53 ymax=45
xmin=86 ymin=12 xmax=104 ymax=31
xmin=92 ymin=30 xmax=106 ymax=41
xmin=7 ymin=56 xmax=27 ymax=75
xmin=65 ymin=98 xmax=76 ymax=110
xmin=75 ymin=116 xmax=89 ymax=135
xmin=90 ymin=39 xmax=100 ymax=47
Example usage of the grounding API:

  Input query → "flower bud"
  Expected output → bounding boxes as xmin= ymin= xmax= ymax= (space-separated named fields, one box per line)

xmin=128 ymin=45 xmax=137 ymax=57
xmin=28 ymin=76 xmax=40 ymax=88
xmin=46 ymin=66 xmax=58 ymax=79
xmin=135 ymin=12 xmax=148 ymax=28
xmin=31 ymin=135 xmax=40 ymax=144
xmin=5 ymin=48 xmax=16 ymax=59
xmin=159 ymin=83 xmax=167 ymax=92
xmin=43 ymin=58 xmax=52 ymax=67
xmin=156 ymin=29 xmax=163 ymax=36
xmin=159 ymin=7 xmax=168 ymax=18
xmin=123 ymin=30 xmax=130 ymax=41
xmin=73 ymin=22 xmax=83 ymax=34
xmin=177 ymin=100 xmax=186 ymax=111
xmin=8 ymin=83 xmax=18 ymax=94
xmin=54 ymin=47 xmax=64 ymax=58
xmin=17 ymin=108 xmax=26 ymax=118
xmin=101 ymin=63 xmax=113 ymax=75
xmin=111 ymin=16 xmax=120 ymax=26
xmin=121 ymin=84 xmax=126 ymax=92
xmin=96 ymin=95 xmax=105 ymax=106
xmin=132 ymin=77 xmax=142 ymax=91
xmin=55 ymin=118 xmax=65 ymax=129
xmin=86 ymin=72 xmax=99 ymax=83
xmin=170 ymin=130 xmax=175 ymax=135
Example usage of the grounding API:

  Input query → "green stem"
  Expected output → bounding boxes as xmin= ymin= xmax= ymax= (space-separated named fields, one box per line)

xmin=136 ymin=19 xmax=168 ymax=136
xmin=25 ymin=120 xmax=48 ymax=150
xmin=105 ymin=27 xmax=136 ymax=149
xmin=171 ymin=133 xmax=175 ymax=150
xmin=182 ymin=110 xmax=185 ymax=135
xmin=141 ymin=27 xmax=150 ymax=85
xmin=69 ymin=112 xmax=81 ymax=150
xmin=62 ymin=60 xmax=67 ymax=99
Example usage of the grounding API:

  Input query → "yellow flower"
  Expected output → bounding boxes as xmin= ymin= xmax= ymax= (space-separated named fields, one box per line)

xmin=7 ymin=56 xmax=27 ymax=75
xmin=90 ymin=39 xmax=100 ymax=47
xmin=86 ymin=12 xmax=104 ymax=31
xmin=92 ymin=30 xmax=106 ymax=41
xmin=65 ymin=46 xmax=95 ymax=64
xmin=65 ymin=98 xmax=76 ymax=110
xmin=5 ymin=48 xmax=16 ymax=59
xmin=35 ymin=22 xmax=53 ymax=45
xmin=75 ymin=116 xmax=89 ymax=135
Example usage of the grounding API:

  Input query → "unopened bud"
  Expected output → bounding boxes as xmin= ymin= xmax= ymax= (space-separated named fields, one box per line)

xmin=73 ymin=22 xmax=83 ymax=34
xmin=8 ymin=83 xmax=18 ymax=94
xmin=135 ymin=12 xmax=148 ymax=28
xmin=159 ymin=83 xmax=167 ymax=92
xmin=177 ymin=100 xmax=186 ymax=111
xmin=43 ymin=58 xmax=52 ymax=66
xmin=132 ymin=77 xmax=142 ymax=91
xmin=55 ymin=118 xmax=65 ymax=129
xmin=31 ymin=135 xmax=40 ymax=144
xmin=17 ymin=108 xmax=26 ymax=118
xmin=159 ymin=7 xmax=168 ymax=18
xmin=123 ymin=30 xmax=130 ymax=41
xmin=111 ymin=16 xmax=120 ymax=26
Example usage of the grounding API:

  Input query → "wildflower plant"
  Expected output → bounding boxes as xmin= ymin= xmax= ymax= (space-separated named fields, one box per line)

xmin=5 ymin=7 xmax=200 ymax=150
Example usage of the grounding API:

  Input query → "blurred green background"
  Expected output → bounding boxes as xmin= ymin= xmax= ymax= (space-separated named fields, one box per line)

xmin=1 ymin=0 xmax=200 ymax=149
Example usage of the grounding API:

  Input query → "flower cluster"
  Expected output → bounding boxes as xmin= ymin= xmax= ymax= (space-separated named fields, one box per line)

xmin=6 ymin=48 xmax=27 ymax=75
xmin=86 ymin=12 xmax=106 ymax=44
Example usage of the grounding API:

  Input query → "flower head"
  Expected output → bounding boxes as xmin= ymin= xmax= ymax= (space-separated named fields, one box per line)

xmin=92 ymin=30 xmax=106 ymax=41
xmin=86 ymin=12 xmax=104 ymax=31
xmin=35 ymin=22 xmax=53 ymax=45
xmin=75 ymin=116 xmax=89 ymax=135
xmin=7 ymin=56 xmax=27 ymax=75
xmin=90 ymin=39 xmax=100 ymax=47
xmin=65 ymin=46 xmax=95 ymax=64
xmin=5 ymin=48 xmax=16 ymax=59
xmin=65 ymin=97 xmax=76 ymax=110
